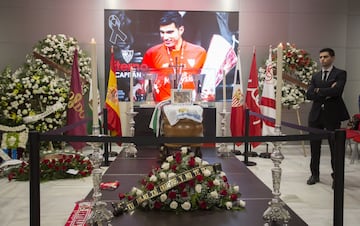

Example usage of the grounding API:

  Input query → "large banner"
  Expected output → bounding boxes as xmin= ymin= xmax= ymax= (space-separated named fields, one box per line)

xmin=104 ymin=10 xmax=239 ymax=102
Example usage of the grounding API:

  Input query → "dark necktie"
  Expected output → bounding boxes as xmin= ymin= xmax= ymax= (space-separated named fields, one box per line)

xmin=322 ymin=70 xmax=328 ymax=81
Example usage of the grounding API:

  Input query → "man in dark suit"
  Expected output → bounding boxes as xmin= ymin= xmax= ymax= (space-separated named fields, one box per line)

xmin=306 ymin=48 xmax=350 ymax=186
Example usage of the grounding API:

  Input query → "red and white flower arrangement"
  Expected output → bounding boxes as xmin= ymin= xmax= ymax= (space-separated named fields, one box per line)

xmin=117 ymin=147 xmax=245 ymax=212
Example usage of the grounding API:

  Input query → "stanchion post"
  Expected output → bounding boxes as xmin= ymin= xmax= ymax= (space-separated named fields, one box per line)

xmin=243 ymin=109 xmax=256 ymax=166
xmin=29 ymin=131 xmax=40 ymax=226
xmin=333 ymin=129 xmax=346 ymax=226
xmin=103 ymin=108 xmax=109 ymax=166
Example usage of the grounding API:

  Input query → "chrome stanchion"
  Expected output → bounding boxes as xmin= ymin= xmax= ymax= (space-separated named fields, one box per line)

xmin=263 ymin=126 xmax=290 ymax=225
xmin=124 ymin=110 xmax=138 ymax=158
xmin=123 ymin=67 xmax=138 ymax=158
xmin=87 ymin=126 xmax=113 ymax=225
xmin=217 ymin=108 xmax=231 ymax=157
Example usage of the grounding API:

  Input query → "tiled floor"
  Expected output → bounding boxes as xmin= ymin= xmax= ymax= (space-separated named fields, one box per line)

xmin=1 ymin=144 xmax=359 ymax=226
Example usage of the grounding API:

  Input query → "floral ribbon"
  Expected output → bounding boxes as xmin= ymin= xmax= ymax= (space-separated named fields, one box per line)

xmin=112 ymin=163 xmax=222 ymax=216
xmin=22 ymin=102 xmax=64 ymax=123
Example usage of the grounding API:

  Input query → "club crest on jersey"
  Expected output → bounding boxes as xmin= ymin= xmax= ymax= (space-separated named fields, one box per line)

xmin=121 ymin=49 xmax=134 ymax=63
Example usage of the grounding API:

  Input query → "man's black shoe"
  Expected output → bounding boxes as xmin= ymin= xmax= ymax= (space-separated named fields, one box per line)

xmin=307 ymin=176 xmax=320 ymax=185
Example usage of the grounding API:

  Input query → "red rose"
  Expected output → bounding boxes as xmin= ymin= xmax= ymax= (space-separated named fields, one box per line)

xmin=230 ymin=194 xmax=238 ymax=201
xmin=220 ymin=189 xmax=228 ymax=196
xmin=188 ymin=179 xmax=195 ymax=187
xmin=171 ymin=164 xmax=177 ymax=171
xmin=118 ymin=193 xmax=126 ymax=199
xmin=168 ymin=191 xmax=177 ymax=199
xmin=154 ymin=201 xmax=163 ymax=209
xmin=199 ymin=200 xmax=207 ymax=209
xmin=222 ymin=175 xmax=228 ymax=183
xmin=181 ymin=191 xmax=188 ymax=197
xmin=207 ymin=180 xmax=214 ymax=188
xmin=146 ymin=182 xmax=154 ymax=190
xmin=175 ymin=152 xmax=182 ymax=163
xmin=178 ymin=182 xmax=186 ymax=191
xmin=196 ymin=174 xmax=203 ymax=182
xmin=188 ymin=157 xmax=195 ymax=167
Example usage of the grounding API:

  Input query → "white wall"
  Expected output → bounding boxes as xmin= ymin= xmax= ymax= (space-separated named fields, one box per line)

xmin=0 ymin=0 xmax=359 ymax=138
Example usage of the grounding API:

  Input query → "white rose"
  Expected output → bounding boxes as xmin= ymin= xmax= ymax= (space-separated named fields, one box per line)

xmin=195 ymin=184 xmax=202 ymax=193
xmin=131 ymin=187 xmax=138 ymax=194
xmin=160 ymin=193 xmax=167 ymax=202
xmin=225 ymin=201 xmax=233 ymax=210
xmin=180 ymin=147 xmax=188 ymax=154
xmin=202 ymin=160 xmax=209 ymax=165
xmin=149 ymin=175 xmax=157 ymax=182
xmin=238 ymin=200 xmax=246 ymax=207
xmin=181 ymin=201 xmax=191 ymax=211
xmin=136 ymin=189 xmax=143 ymax=196
xmin=169 ymin=201 xmax=178 ymax=209
xmin=161 ymin=162 xmax=170 ymax=170
xmin=159 ymin=172 xmax=167 ymax=179
xmin=195 ymin=157 xmax=202 ymax=164
xmin=210 ymin=191 xmax=219 ymax=199
xmin=213 ymin=179 xmax=220 ymax=186
xmin=166 ymin=155 xmax=174 ymax=162
xmin=203 ymin=169 xmax=211 ymax=177
xmin=233 ymin=185 xmax=239 ymax=193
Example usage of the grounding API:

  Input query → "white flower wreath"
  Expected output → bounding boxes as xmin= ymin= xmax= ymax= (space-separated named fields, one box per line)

xmin=0 ymin=34 xmax=91 ymax=132
xmin=258 ymin=43 xmax=318 ymax=109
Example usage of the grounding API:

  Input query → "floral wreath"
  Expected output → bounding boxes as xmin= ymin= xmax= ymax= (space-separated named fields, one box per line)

xmin=258 ymin=43 xmax=318 ymax=109
xmin=117 ymin=148 xmax=245 ymax=213
xmin=0 ymin=34 xmax=91 ymax=132
xmin=7 ymin=153 xmax=93 ymax=182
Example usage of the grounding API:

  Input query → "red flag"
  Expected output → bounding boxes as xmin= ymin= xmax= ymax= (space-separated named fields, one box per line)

xmin=66 ymin=49 xmax=87 ymax=151
xmin=230 ymin=50 xmax=245 ymax=146
xmin=245 ymin=50 xmax=262 ymax=148
xmin=105 ymin=48 xmax=122 ymax=143
xmin=260 ymin=46 xmax=276 ymax=136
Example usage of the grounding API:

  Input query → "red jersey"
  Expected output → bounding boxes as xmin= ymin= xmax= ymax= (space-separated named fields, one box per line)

xmin=142 ymin=41 xmax=206 ymax=102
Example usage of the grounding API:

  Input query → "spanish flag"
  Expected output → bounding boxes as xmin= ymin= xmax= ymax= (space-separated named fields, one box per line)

xmin=105 ymin=48 xmax=122 ymax=141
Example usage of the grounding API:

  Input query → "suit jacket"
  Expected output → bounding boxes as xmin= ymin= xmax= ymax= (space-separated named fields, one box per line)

xmin=306 ymin=66 xmax=350 ymax=123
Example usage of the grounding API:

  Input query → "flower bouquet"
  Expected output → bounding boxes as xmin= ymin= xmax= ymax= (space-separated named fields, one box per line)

xmin=7 ymin=153 xmax=93 ymax=182
xmin=258 ymin=43 xmax=318 ymax=109
xmin=115 ymin=148 xmax=245 ymax=214
xmin=0 ymin=34 xmax=91 ymax=132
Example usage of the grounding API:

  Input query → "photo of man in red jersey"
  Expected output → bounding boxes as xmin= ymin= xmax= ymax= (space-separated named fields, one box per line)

xmin=141 ymin=11 xmax=207 ymax=102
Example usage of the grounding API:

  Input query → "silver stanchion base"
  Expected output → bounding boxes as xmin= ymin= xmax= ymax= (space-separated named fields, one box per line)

xmin=263 ymin=198 xmax=290 ymax=226
xmin=217 ymin=143 xmax=231 ymax=157
xmin=123 ymin=143 xmax=138 ymax=158
xmin=86 ymin=200 xmax=113 ymax=226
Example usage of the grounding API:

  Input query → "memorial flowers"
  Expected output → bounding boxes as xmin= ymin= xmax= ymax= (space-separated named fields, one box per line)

xmin=0 ymin=34 xmax=91 ymax=132
xmin=7 ymin=153 xmax=93 ymax=182
xmin=258 ymin=43 xmax=318 ymax=109
xmin=117 ymin=148 xmax=245 ymax=212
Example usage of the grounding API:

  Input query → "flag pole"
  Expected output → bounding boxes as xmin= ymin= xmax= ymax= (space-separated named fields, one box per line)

xmin=259 ymin=45 xmax=274 ymax=159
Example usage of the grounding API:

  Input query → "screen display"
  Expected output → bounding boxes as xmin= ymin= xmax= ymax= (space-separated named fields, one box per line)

xmin=104 ymin=10 xmax=239 ymax=102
